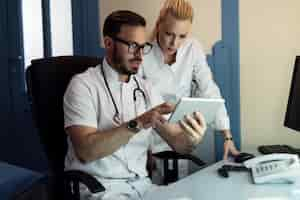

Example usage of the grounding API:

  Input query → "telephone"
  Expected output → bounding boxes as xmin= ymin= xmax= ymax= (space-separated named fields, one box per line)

xmin=243 ymin=153 xmax=300 ymax=184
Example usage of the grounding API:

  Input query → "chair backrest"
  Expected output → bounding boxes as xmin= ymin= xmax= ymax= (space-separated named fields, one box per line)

xmin=26 ymin=56 xmax=102 ymax=175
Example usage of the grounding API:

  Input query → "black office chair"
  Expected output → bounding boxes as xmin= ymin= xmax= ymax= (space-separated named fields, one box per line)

xmin=26 ymin=56 xmax=206 ymax=199
xmin=26 ymin=56 xmax=105 ymax=200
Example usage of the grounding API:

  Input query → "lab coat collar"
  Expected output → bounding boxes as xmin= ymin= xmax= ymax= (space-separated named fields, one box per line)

xmin=152 ymin=40 xmax=165 ymax=66
xmin=152 ymin=39 xmax=185 ymax=68
xmin=101 ymin=58 xmax=138 ymax=86
xmin=102 ymin=58 xmax=120 ymax=82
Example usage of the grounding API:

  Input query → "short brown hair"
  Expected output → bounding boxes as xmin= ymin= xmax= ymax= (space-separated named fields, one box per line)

xmin=103 ymin=10 xmax=146 ymax=38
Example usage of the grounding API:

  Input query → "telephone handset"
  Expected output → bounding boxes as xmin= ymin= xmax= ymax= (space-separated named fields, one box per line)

xmin=244 ymin=153 xmax=300 ymax=184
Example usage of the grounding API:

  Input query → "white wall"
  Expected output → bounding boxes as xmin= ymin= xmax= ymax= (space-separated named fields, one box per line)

xmin=22 ymin=0 xmax=73 ymax=69
xmin=240 ymin=0 xmax=300 ymax=150
xmin=99 ymin=0 xmax=221 ymax=53
xmin=50 ymin=0 xmax=73 ymax=56
xmin=22 ymin=0 xmax=44 ymax=68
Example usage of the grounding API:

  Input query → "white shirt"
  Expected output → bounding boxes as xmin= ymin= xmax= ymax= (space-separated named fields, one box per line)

xmin=63 ymin=59 xmax=168 ymax=192
xmin=140 ymin=38 xmax=230 ymax=130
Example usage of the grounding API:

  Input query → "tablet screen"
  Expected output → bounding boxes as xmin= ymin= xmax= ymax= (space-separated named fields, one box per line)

xmin=168 ymin=97 xmax=225 ymax=124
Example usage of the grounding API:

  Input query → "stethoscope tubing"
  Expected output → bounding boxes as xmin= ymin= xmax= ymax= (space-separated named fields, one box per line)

xmin=100 ymin=65 xmax=147 ymax=124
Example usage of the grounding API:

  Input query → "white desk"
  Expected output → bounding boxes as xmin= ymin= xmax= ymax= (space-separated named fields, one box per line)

xmin=147 ymin=161 xmax=300 ymax=200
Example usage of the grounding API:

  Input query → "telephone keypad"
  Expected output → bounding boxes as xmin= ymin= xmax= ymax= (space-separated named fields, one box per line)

xmin=253 ymin=160 xmax=288 ymax=177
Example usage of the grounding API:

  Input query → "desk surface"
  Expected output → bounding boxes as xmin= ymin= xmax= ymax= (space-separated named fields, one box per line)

xmin=148 ymin=161 xmax=300 ymax=200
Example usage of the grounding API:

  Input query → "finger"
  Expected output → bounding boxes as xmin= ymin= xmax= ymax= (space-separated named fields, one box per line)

xmin=184 ymin=115 xmax=202 ymax=135
xmin=137 ymin=112 xmax=152 ymax=129
xmin=231 ymin=149 xmax=240 ymax=156
xmin=185 ymin=113 xmax=207 ymax=139
xmin=154 ymin=113 xmax=167 ymax=127
xmin=143 ymin=122 xmax=152 ymax=129
xmin=154 ymin=102 xmax=175 ymax=114
xmin=158 ymin=114 xmax=167 ymax=124
xmin=224 ymin=139 xmax=240 ymax=156
xmin=223 ymin=144 xmax=230 ymax=160
xmin=151 ymin=110 xmax=167 ymax=128
xmin=179 ymin=120 xmax=201 ymax=143
xmin=194 ymin=112 xmax=207 ymax=131
xmin=229 ymin=144 xmax=240 ymax=156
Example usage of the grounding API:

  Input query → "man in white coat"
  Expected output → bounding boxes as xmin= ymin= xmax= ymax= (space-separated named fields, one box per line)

xmin=63 ymin=10 xmax=207 ymax=200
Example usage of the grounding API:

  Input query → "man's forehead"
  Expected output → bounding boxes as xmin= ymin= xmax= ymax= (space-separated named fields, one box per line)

xmin=118 ymin=25 xmax=146 ymax=43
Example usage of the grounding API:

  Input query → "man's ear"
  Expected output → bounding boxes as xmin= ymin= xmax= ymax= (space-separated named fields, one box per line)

xmin=103 ymin=36 xmax=113 ymax=49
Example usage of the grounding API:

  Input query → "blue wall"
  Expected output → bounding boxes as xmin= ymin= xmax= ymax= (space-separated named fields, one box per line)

xmin=212 ymin=0 xmax=241 ymax=160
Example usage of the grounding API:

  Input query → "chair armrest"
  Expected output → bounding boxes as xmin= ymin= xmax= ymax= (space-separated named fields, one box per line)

xmin=64 ymin=170 xmax=105 ymax=193
xmin=151 ymin=151 xmax=206 ymax=185
xmin=12 ymin=171 xmax=105 ymax=200
xmin=152 ymin=151 xmax=206 ymax=167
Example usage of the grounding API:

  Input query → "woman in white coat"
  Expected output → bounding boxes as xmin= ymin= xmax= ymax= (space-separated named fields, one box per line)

xmin=140 ymin=0 xmax=239 ymax=162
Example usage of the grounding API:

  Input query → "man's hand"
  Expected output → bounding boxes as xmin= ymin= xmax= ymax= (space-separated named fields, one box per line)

xmin=136 ymin=103 xmax=207 ymax=154
xmin=179 ymin=112 xmax=206 ymax=146
xmin=135 ymin=102 xmax=175 ymax=128
xmin=153 ymin=111 xmax=207 ymax=154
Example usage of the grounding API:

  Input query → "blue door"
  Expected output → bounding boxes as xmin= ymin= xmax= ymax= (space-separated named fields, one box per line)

xmin=0 ymin=0 xmax=101 ymax=171
xmin=0 ymin=0 xmax=47 ymax=171
xmin=0 ymin=0 xmax=12 ymax=148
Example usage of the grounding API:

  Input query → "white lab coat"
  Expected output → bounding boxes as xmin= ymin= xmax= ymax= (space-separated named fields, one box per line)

xmin=139 ymin=38 xmax=231 ymax=180
xmin=64 ymin=59 xmax=168 ymax=199
xmin=140 ymin=38 xmax=230 ymax=130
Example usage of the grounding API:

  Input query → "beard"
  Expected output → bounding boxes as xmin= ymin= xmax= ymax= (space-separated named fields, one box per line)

xmin=112 ymin=44 xmax=142 ymax=76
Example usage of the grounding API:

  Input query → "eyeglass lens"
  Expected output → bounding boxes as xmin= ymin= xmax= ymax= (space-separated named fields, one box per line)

xmin=128 ymin=43 xmax=152 ymax=55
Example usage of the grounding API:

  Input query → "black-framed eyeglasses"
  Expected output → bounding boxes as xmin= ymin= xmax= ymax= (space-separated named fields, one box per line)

xmin=111 ymin=36 xmax=153 ymax=55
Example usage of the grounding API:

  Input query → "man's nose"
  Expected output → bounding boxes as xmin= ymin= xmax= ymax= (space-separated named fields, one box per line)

xmin=134 ymin=47 xmax=143 ymax=57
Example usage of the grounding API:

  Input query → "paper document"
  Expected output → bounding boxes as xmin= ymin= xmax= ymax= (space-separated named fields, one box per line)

xmin=168 ymin=97 xmax=225 ymax=124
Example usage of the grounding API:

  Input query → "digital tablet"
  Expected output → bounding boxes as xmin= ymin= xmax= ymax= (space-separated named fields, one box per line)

xmin=168 ymin=97 xmax=225 ymax=123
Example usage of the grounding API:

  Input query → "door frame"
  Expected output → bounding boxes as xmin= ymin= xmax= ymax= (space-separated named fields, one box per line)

xmin=72 ymin=0 xmax=105 ymax=57
xmin=0 ymin=0 xmax=48 ymax=171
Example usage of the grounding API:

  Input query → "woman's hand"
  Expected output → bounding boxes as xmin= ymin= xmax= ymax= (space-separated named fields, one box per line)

xmin=222 ymin=130 xmax=240 ymax=160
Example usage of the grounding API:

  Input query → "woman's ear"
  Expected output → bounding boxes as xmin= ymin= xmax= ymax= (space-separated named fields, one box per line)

xmin=156 ymin=22 xmax=161 ymax=33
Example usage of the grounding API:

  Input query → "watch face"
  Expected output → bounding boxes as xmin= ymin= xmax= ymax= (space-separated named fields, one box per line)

xmin=129 ymin=120 xmax=138 ymax=128
xmin=128 ymin=120 xmax=140 ymax=133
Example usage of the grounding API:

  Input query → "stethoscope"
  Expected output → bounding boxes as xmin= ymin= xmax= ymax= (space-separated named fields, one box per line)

xmin=101 ymin=65 xmax=148 ymax=125
xmin=101 ymin=65 xmax=149 ymax=200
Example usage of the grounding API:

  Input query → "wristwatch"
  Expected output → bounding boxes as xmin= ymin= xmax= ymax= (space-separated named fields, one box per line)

xmin=127 ymin=120 xmax=141 ymax=133
xmin=224 ymin=137 xmax=233 ymax=141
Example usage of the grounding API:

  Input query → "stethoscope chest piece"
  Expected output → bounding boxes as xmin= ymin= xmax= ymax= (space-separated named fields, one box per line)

xmin=113 ymin=113 xmax=122 ymax=125
xmin=101 ymin=65 xmax=148 ymax=125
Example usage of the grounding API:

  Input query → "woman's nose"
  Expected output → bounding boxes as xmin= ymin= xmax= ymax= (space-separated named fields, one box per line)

xmin=170 ymin=37 xmax=179 ymax=47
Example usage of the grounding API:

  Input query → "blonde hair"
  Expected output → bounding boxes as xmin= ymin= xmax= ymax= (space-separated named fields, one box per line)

xmin=150 ymin=0 xmax=194 ymax=41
